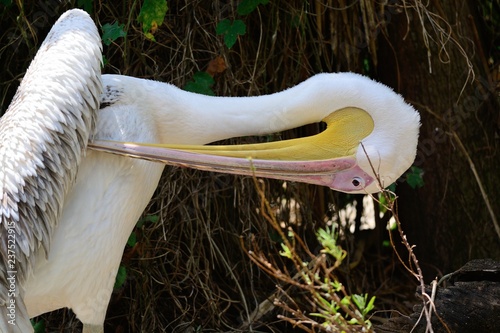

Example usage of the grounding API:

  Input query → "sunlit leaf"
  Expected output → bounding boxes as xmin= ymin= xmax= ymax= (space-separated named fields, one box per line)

xmin=317 ymin=226 xmax=346 ymax=262
xmin=137 ymin=0 xmax=168 ymax=40
xmin=279 ymin=243 xmax=293 ymax=259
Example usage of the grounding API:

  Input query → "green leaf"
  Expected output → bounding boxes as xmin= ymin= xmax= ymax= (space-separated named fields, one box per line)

xmin=237 ymin=0 xmax=269 ymax=15
xmin=136 ymin=214 xmax=159 ymax=228
xmin=127 ymin=231 xmax=137 ymax=247
xmin=183 ymin=72 xmax=215 ymax=96
xmin=366 ymin=295 xmax=376 ymax=313
xmin=114 ymin=265 xmax=127 ymax=289
xmin=77 ymin=0 xmax=93 ymax=14
xmin=350 ymin=293 xmax=376 ymax=318
xmin=352 ymin=294 xmax=366 ymax=311
xmin=279 ymin=243 xmax=293 ymax=259
xmin=340 ymin=296 xmax=351 ymax=306
xmin=330 ymin=279 xmax=343 ymax=292
xmin=137 ymin=0 xmax=168 ymax=39
xmin=0 ymin=0 xmax=13 ymax=6
xmin=317 ymin=226 xmax=346 ymax=262
xmin=348 ymin=317 xmax=361 ymax=325
xmin=31 ymin=319 xmax=45 ymax=333
xmin=144 ymin=215 xmax=159 ymax=223
xmin=406 ymin=166 xmax=424 ymax=189
xmin=101 ymin=22 xmax=126 ymax=46
xmin=215 ymin=19 xmax=231 ymax=34
xmin=216 ymin=19 xmax=246 ymax=48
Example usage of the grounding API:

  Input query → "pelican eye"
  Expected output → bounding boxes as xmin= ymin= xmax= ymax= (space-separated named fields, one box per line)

xmin=351 ymin=177 xmax=364 ymax=188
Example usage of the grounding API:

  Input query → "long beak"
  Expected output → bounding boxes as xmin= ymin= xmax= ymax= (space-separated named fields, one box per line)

xmin=88 ymin=107 xmax=375 ymax=191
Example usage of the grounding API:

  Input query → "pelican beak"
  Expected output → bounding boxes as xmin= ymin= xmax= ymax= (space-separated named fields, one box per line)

xmin=89 ymin=107 xmax=377 ymax=193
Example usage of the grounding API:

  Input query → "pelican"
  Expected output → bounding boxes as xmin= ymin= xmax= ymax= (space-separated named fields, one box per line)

xmin=1 ymin=9 xmax=420 ymax=333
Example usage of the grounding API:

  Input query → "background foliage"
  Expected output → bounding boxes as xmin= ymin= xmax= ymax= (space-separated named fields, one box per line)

xmin=1 ymin=0 xmax=499 ymax=332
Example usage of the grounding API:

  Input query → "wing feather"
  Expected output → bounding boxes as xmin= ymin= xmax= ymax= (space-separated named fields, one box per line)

xmin=0 ymin=9 xmax=102 ymax=331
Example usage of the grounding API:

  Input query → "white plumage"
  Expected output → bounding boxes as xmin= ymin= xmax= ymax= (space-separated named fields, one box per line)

xmin=0 ymin=9 xmax=419 ymax=333
xmin=0 ymin=9 xmax=101 ymax=333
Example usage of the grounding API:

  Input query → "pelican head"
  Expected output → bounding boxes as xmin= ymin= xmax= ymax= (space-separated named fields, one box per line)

xmin=90 ymin=73 xmax=420 ymax=194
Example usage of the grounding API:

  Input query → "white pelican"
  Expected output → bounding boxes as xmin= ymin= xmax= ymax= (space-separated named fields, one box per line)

xmin=1 ymin=9 xmax=420 ymax=333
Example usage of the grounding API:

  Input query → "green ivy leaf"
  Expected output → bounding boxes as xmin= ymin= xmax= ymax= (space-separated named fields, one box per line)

xmin=237 ymin=0 xmax=269 ymax=15
xmin=183 ymin=72 xmax=215 ymax=96
xmin=101 ymin=22 xmax=126 ymax=46
xmin=216 ymin=19 xmax=246 ymax=48
xmin=406 ymin=166 xmax=424 ymax=189
xmin=137 ymin=0 xmax=168 ymax=40
xmin=114 ymin=265 xmax=127 ymax=289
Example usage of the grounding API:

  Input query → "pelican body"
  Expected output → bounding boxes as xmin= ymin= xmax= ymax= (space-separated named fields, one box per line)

xmin=1 ymin=9 xmax=420 ymax=333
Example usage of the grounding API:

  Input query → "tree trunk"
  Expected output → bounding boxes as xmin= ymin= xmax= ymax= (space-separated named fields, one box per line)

xmin=378 ymin=1 xmax=500 ymax=277
xmin=375 ymin=259 xmax=500 ymax=333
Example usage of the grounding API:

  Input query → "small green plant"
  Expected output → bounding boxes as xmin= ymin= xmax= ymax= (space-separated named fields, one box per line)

xmin=277 ymin=227 xmax=375 ymax=331
xmin=247 ymin=181 xmax=376 ymax=332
